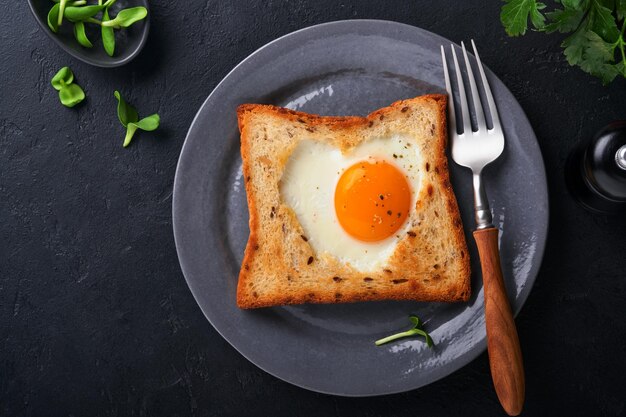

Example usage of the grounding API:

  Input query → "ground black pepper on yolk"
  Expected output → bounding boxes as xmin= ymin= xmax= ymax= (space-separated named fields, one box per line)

xmin=334 ymin=160 xmax=411 ymax=242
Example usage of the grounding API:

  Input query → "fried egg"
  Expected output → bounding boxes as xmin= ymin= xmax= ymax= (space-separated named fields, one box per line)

xmin=280 ymin=135 xmax=423 ymax=271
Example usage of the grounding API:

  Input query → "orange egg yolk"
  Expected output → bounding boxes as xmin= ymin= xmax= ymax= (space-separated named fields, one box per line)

xmin=334 ymin=160 xmax=411 ymax=242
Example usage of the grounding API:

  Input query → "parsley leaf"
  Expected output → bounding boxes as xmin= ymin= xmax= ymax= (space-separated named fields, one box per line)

xmin=562 ymin=26 xmax=589 ymax=66
xmin=591 ymin=1 xmax=621 ymax=42
xmin=545 ymin=5 xmax=585 ymax=33
xmin=502 ymin=0 xmax=626 ymax=84
xmin=501 ymin=0 xmax=547 ymax=36
xmin=579 ymin=31 xmax=620 ymax=83
xmin=618 ymin=0 xmax=626 ymax=19
xmin=561 ymin=0 xmax=588 ymax=9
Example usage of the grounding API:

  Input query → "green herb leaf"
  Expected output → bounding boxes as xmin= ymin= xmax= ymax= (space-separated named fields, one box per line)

xmin=47 ymin=3 xmax=60 ymax=32
xmin=59 ymin=83 xmax=85 ymax=107
xmin=123 ymin=123 xmax=139 ymax=147
xmin=123 ymin=115 xmax=160 ymax=147
xmin=562 ymin=27 xmax=589 ymax=66
xmin=51 ymin=67 xmax=74 ymax=90
xmin=58 ymin=0 xmax=68 ymax=26
xmin=579 ymin=31 xmax=620 ymax=84
xmin=73 ymin=21 xmax=93 ymax=48
xmin=133 ymin=114 xmax=160 ymax=131
xmin=102 ymin=7 xmax=148 ymax=28
xmin=114 ymin=90 xmax=138 ymax=127
xmin=423 ymin=332 xmax=434 ymax=348
xmin=544 ymin=6 xmax=585 ymax=33
xmin=64 ymin=5 xmax=105 ymax=22
xmin=48 ymin=0 xmax=133 ymax=56
xmin=114 ymin=91 xmax=159 ymax=147
xmin=563 ymin=28 xmax=621 ymax=84
xmin=618 ymin=0 xmax=626 ymax=19
xmin=501 ymin=0 xmax=547 ymax=36
xmin=591 ymin=1 xmax=620 ymax=42
xmin=583 ymin=30 xmax=616 ymax=62
xmin=408 ymin=315 xmax=421 ymax=327
xmin=375 ymin=315 xmax=434 ymax=348
xmin=503 ymin=0 xmax=626 ymax=84
xmin=102 ymin=8 xmax=115 ymax=56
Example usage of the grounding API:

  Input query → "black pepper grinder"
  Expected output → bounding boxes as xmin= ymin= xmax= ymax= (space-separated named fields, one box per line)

xmin=565 ymin=121 xmax=626 ymax=214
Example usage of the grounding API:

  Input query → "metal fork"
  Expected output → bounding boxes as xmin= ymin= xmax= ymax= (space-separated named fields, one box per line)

xmin=442 ymin=41 xmax=525 ymax=416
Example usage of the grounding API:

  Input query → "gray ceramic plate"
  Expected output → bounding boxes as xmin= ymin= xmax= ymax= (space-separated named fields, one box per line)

xmin=173 ymin=20 xmax=548 ymax=397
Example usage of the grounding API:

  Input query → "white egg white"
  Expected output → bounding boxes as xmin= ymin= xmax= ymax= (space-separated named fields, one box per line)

xmin=280 ymin=135 xmax=424 ymax=271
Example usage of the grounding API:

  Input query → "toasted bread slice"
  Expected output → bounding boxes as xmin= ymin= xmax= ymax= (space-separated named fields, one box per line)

xmin=236 ymin=94 xmax=470 ymax=308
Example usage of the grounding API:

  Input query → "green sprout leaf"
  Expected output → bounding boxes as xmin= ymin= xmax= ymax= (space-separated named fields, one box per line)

xmin=64 ymin=4 xmax=105 ymax=22
xmin=114 ymin=90 xmax=138 ymax=127
xmin=47 ymin=0 xmax=132 ymax=56
xmin=501 ymin=0 xmax=547 ymax=36
xmin=58 ymin=0 xmax=68 ymax=26
xmin=51 ymin=67 xmax=74 ymax=90
xmin=133 ymin=114 xmax=160 ymax=131
xmin=123 ymin=115 xmax=160 ymax=147
xmin=47 ymin=3 xmax=60 ymax=32
xmin=74 ymin=21 xmax=93 ymax=48
xmin=53 ymin=0 xmax=88 ymax=4
xmin=114 ymin=91 xmax=160 ymax=147
xmin=123 ymin=123 xmax=139 ymax=147
xmin=59 ymin=83 xmax=85 ymax=108
xmin=102 ymin=8 xmax=115 ymax=56
xmin=51 ymin=67 xmax=85 ymax=107
xmin=375 ymin=315 xmax=434 ymax=348
xmin=101 ymin=7 xmax=148 ymax=28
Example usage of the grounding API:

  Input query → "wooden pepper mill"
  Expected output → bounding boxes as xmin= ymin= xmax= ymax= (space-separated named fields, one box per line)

xmin=565 ymin=121 xmax=626 ymax=214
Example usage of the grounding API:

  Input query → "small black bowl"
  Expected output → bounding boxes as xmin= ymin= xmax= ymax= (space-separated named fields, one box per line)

xmin=27 ymin=0 xmax=149 ymax=67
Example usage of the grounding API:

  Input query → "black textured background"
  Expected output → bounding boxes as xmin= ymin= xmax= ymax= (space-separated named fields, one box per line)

xmin=2 ymin=1 xmax=626 ymax=416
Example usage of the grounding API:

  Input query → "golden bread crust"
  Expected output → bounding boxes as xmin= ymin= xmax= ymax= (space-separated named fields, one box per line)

xmin=236 ymin=95 xmax=470 ymax=308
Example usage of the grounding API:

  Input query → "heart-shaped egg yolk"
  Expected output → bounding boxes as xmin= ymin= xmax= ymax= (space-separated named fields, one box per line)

xmin=334 ymin=160 xmax=411 ymax=242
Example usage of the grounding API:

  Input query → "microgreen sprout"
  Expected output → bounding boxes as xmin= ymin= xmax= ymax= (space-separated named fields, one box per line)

xmin=101 ymin=7 xmax=148 ymax=28
xmin=45 ymin=0 xmax=147 ymax=57
xmin=73 ymin=21 xmax=92 ymax=47
xmin=50 ymin=67 xmax=85 ymax=108
xmin=65 ymin=4 xmax=106 ymax=22
xmin=114 ymin=91 xmax=160 ymax=147
xmin=58 ymin=0 xmax=68 ymax=26
xmin=101 ymin=7 xmax=115 ymax=56
xmin=375 ymin=315 xmax=434 ymax=347
xmin=47 ymin=3 xmax=60 ymax=32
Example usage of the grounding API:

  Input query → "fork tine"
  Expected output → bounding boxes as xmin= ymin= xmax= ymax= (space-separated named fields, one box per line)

xmin=471 ymin=39 xmax=501 ymax=131
xmin=461 ymin=41 xmax=487 ymax=132
xmin=450 ymin=44 xmax=472 ymax=135
xmin=441 ymin=45 xmax=457 ymax=136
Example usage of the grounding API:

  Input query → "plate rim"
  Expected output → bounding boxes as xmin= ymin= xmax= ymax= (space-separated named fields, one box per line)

xmin=173 ymin=18 xmax=549 ymax=397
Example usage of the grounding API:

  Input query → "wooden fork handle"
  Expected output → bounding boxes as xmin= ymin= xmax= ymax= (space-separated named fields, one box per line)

xmin=473 ymin=227 xmax=525 ymax=416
